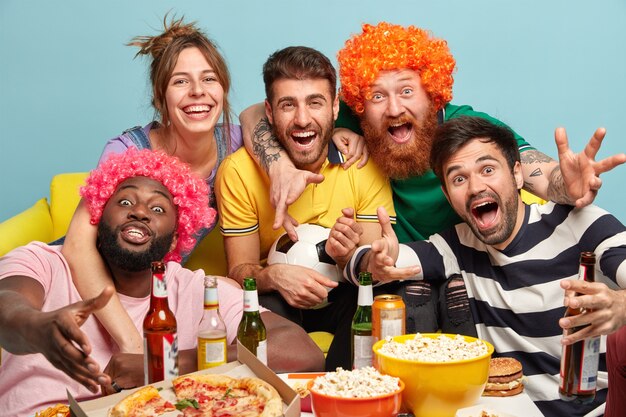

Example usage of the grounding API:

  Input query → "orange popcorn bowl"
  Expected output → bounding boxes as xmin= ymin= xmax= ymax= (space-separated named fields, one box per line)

xmin=307 ymin=378 xmax=404 ymax=417
xmin=373 ymin=333 xmax=494 ymax=417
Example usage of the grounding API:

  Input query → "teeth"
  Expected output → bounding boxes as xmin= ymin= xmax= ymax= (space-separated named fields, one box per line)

xmin=292 ymin=131 xmax=315 ymax=138
xmin=128 ymin=228 xmax=144 ymax=238
xmin=390 ymin=122 xmax=405 ymax=127
xmin=185 ymin=105 xmax=210 ymax=112
xmin=475 ymin=202 xmax=491 ymax=208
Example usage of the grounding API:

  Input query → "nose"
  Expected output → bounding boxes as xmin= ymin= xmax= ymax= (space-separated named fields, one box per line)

xmin=128 ymin=203 xmax=150 ymax=222
xmin=189 ymin=80 xmax=205 ymax=97
xmin=386 ymin=95 xmax=404 ymax=118
xmin=467 ymin=174 xmax=487 ymax=196
xmin=294 ymin=106 xmax=311 ymax=127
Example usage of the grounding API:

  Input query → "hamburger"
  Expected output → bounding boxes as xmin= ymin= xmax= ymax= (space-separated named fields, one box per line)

xmin=482 ymin=357 xmax=524 ymax=397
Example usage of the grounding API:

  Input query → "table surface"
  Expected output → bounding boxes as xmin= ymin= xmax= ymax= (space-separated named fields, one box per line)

xmin=279 ymin=373 xmax=543 ymax=417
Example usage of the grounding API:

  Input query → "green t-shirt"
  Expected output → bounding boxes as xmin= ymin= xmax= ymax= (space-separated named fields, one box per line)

xmin=336 ymin=102 xmax=534 ymax=242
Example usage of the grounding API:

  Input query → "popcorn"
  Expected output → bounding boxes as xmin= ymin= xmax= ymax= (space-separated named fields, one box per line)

xmin=379 ymin=333 xmax=489 ymax=362
xmin=312 ymin=367 xmax=400 ymax=398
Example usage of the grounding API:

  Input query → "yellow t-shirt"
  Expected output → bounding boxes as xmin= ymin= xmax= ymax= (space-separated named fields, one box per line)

xmin=215 ymin=146 xmax=395 ymax=259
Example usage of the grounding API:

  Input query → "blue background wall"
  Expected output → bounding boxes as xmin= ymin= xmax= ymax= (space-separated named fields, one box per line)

xmin=1 ymin=0 xmax=625 ymax=222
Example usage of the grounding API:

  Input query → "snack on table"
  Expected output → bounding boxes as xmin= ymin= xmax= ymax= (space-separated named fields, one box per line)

xmin=482 ymin=357 xmax=524 ymax=397
xmin=378 ymin=333 xmax=489 ymax=362
xmin=107 ymin=374 xmax=283 ymax=417
xmin=108 ymin=386 xmax=175 ymax=417
xmin=35 ymin=404 xmax=70 ymax=417
xmin=311 ymin=367 xmax=400 ymax=398
xmin=172 ymin=374 xmax=282 ymax=416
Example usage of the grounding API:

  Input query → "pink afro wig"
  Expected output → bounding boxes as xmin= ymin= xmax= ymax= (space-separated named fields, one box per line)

xmin=80 ymin=148 xmax=215 ymax=263
xmin=337 ymin=22 xmax=456 ymax=114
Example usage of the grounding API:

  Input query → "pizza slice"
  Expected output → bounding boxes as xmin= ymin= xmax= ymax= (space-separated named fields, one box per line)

xmin=108 ymin=386 xmax=176 ymax=417
xmin=172 ymin=374 xmax=283 ymax=417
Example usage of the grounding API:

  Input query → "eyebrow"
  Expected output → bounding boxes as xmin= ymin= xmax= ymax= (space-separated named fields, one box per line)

xmin=117 ymin=184 xmax=172 ymax=201
xmin=170 ymin=69 xmax=216 ymax=78
xmin=445 ymin=155 xmax=499 ymax=178
xmin=276 ymin=93 xmax=328 ymax=106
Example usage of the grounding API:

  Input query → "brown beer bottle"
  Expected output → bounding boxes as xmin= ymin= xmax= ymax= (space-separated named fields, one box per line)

xmin=143 ymin=261 xmax=178 ymax=384
xmin=559 ymin=251 xmax=600 ymax=404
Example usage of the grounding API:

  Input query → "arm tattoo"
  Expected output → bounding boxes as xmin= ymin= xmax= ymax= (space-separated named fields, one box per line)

xmin=547 ymin=166 xmax=575 ymax=205
xmin=520 ymin=150 xmax=553 ymax=164
xmin=252 ymin=116 xmax=283 ymax=173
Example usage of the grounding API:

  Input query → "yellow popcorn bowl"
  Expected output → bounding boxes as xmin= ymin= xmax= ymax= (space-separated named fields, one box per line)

xmin=373 ymin=333 xmax=494 ymax=417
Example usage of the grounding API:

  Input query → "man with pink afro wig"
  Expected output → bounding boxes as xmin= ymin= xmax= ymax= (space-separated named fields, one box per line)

xmin=81 ymin=147 xmax=215 ymax=263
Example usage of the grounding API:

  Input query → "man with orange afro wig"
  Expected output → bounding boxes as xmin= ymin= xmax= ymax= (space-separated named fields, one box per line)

xmin=334 ymin=22 xmax=625 ymax=336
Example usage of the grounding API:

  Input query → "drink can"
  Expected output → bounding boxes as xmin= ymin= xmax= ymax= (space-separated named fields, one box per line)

xmin=372 ymin=294 xmax=405 ymax=343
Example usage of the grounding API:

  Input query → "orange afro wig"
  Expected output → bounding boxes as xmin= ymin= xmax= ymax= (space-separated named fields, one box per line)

xmin=80 ymin=148 xmax=215 ymax=263
xmin=338 ymin=22 xmax=456 ymax=114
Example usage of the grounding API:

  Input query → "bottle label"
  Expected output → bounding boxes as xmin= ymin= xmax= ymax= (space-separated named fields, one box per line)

xmin=163 ymin=332 xmax=179 ymax=379
xmin=381 ymin=318 xmax=403 ymax=339
xmin=353 ymin=335 xmax=374 ymax=369
xmin=579 ymin=336 xmax=601 ymax=391
xmin=243 ymin=290 xmax=260 ymax=312
xmin=204 ymin=287 xmax=219 ymax=308
xmin=198 ymin=335 xmax=227 ymax=369
xmin=256 ymin=339 xmax=268 ymax=365
xmin=152 ymin=274 xmax=167 ymax=298
xmin=357 ymin=285 xmax=373 ymax=306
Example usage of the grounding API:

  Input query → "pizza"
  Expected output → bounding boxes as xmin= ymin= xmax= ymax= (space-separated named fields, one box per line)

xmin=107 ymin=374 xmax=282 ymax=417
xmin=171 ymin=374 xmax=283 ymax=417
xmin=108 ymin=386 xmax=176 ymax=417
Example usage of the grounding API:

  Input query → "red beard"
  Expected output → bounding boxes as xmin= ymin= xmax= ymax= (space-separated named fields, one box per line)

xmin=361 ymin=105 xmax=439 ymax=179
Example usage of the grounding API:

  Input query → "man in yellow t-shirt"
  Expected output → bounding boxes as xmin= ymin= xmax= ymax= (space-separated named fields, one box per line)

xmin=215 ymin=46 xmax=395 ymax=370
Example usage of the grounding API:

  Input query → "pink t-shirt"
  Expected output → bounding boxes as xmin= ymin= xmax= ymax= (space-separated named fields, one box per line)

xmin=0 ymin=242 xmax=257 ymax=417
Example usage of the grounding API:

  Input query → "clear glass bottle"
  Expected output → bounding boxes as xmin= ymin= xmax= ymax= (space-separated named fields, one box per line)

xmin=559 ymin=251 xmax=600 ymax=404
xmin=143 ymin=261 xmax=178 ymax=384
xmin=237 ymin=277 xmax=267 ymax=365
xmin=197 ymin=276 xmax=228 ymax=369
xmin=351 ymin=271 xmax=373 ymax=369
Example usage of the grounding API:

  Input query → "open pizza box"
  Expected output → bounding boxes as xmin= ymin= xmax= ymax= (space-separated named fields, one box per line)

xmin=68 ymin=341 xmax=300 ymax=417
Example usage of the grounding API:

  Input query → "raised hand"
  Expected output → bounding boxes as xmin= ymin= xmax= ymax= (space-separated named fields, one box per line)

xmin=559 ymin=279 xmax=626 ymax=345
xmin=555 ymin=127 xmax=626 ymax=207
xmin=332 ymin=128 xmax=369 ymax=170
xmin=367 ymin=207 xmax=420 ymax=283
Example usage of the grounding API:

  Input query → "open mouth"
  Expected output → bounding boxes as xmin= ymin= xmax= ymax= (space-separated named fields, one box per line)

xmin=120 ymin=223 xmax=152 ymax=245
xmin=291 ymin=130 xmax=317 ymax=148
xmin=183 ymin=104 xmax=212 ymax=120
xmin=387 ymin=122 xmax=413 ymax=144
xmin=471 ymin=201 xmax=499 ymax=229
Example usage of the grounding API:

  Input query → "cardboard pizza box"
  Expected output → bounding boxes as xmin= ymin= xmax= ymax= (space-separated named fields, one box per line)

xmin=69 ymin=341 xmax=299 ymax=417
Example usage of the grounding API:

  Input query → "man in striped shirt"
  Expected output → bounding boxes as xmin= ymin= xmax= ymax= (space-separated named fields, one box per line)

xmin=351 ymin=116 xmax=626 ymax=416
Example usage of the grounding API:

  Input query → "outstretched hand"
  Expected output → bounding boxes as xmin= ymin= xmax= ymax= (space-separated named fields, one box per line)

xmin=34 ymin=286 xmax=114 ymax=392
xmin=555 ymin=127 xmax=626 ymax=208
xmin=559 ymin=279 xmax=626 ymax=345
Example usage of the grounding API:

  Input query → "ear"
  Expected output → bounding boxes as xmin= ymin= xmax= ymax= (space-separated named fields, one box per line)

xmin=264 ymin=99 xmax=273 ymax=125
xmin=513 ymin=161 xmax=523 ymax=190
xmin=332 ymin=94 xmax=340 ymax=122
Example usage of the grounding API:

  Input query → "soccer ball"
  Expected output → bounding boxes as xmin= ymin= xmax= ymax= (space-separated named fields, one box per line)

xmin=267 ymin=223 xmax=343 ymax=284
